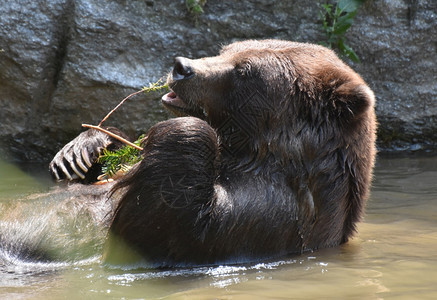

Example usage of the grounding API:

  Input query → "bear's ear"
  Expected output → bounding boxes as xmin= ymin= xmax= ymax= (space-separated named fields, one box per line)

xmin=333 ymin=82 xmax=375 ymax=121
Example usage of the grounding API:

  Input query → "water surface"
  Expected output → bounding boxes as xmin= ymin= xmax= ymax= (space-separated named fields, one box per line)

xmin=0 ymin=155 xmax=436 ymax=299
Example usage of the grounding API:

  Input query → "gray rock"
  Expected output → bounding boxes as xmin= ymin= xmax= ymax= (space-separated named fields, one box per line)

xmin=348 ymin=0 xmax=437 ymax=152
xmin=0 ymin=0 xmax=436 ymax=162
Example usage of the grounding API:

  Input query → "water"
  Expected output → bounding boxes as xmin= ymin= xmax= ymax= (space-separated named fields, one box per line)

xmin=0 ymin=155 xmax=436 ymax=299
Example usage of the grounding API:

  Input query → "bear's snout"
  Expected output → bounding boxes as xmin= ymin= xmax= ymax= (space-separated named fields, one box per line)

xmin=173 ymin=57 xmax=194 ymax=81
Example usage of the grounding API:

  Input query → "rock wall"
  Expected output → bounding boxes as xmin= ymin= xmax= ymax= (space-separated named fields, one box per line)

xmin=0 ymin=0 xmax=436 ymax=162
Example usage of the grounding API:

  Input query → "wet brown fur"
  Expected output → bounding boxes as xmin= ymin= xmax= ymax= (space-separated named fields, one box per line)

xmin=105 ymin=40 xmax=377 ymax=267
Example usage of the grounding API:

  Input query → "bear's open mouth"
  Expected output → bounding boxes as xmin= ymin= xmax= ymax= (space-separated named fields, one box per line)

xmin=161 ymin=90 xmax=204 ymax=119
xmin=161 ymin=91 xmax=187 ymax=110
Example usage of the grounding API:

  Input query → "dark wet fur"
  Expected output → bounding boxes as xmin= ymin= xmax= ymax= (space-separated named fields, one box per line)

xmin=104 ymin=40 xmax=377 ymax=267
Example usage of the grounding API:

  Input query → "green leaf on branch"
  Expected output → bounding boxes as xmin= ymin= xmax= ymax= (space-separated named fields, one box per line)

xmin=319 ymin=0 xmax=363 ymax=62
xmin=99 ymin=135 xmax=145 ymax=178
xmin=141 ymin=79 xmax=169 ymax=94
xmin=338 ymin=0 xmax=364 ymax=13
xmin=186 ymin=0 xmax=207 ymax=17
xmin=339 ymin=40 xmax=361 ymax=63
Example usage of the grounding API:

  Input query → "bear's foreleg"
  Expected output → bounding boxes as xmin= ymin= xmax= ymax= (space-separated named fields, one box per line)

xmin=104 ymin=117 xmax=220 ymax=267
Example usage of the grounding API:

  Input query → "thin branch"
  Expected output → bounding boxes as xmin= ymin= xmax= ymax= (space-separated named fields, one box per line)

xmin=98 ymin=89 xmax=144 ymax=127
xmin=83 ymin=79 xmax=167 ymax=152
xmin=98 ymin=79 xmax=168 ymax=127
xmin=82 ymin=124 xmax=144 ymax=151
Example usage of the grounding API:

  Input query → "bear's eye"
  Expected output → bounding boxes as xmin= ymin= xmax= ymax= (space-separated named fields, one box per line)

xmin=236 ymin=62 xmax=252 ymax=77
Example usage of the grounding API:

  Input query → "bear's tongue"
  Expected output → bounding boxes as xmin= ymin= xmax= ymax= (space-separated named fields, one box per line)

xmin=161 ymin=91 xmax=186 ymax=109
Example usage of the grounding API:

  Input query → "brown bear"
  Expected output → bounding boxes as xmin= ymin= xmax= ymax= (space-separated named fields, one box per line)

xmin=49 ymin=39 xmax=377 ymax=267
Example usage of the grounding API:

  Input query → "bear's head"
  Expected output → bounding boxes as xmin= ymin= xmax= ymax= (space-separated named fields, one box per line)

xmin=162 ymin=39 xmax=376 ymax=174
